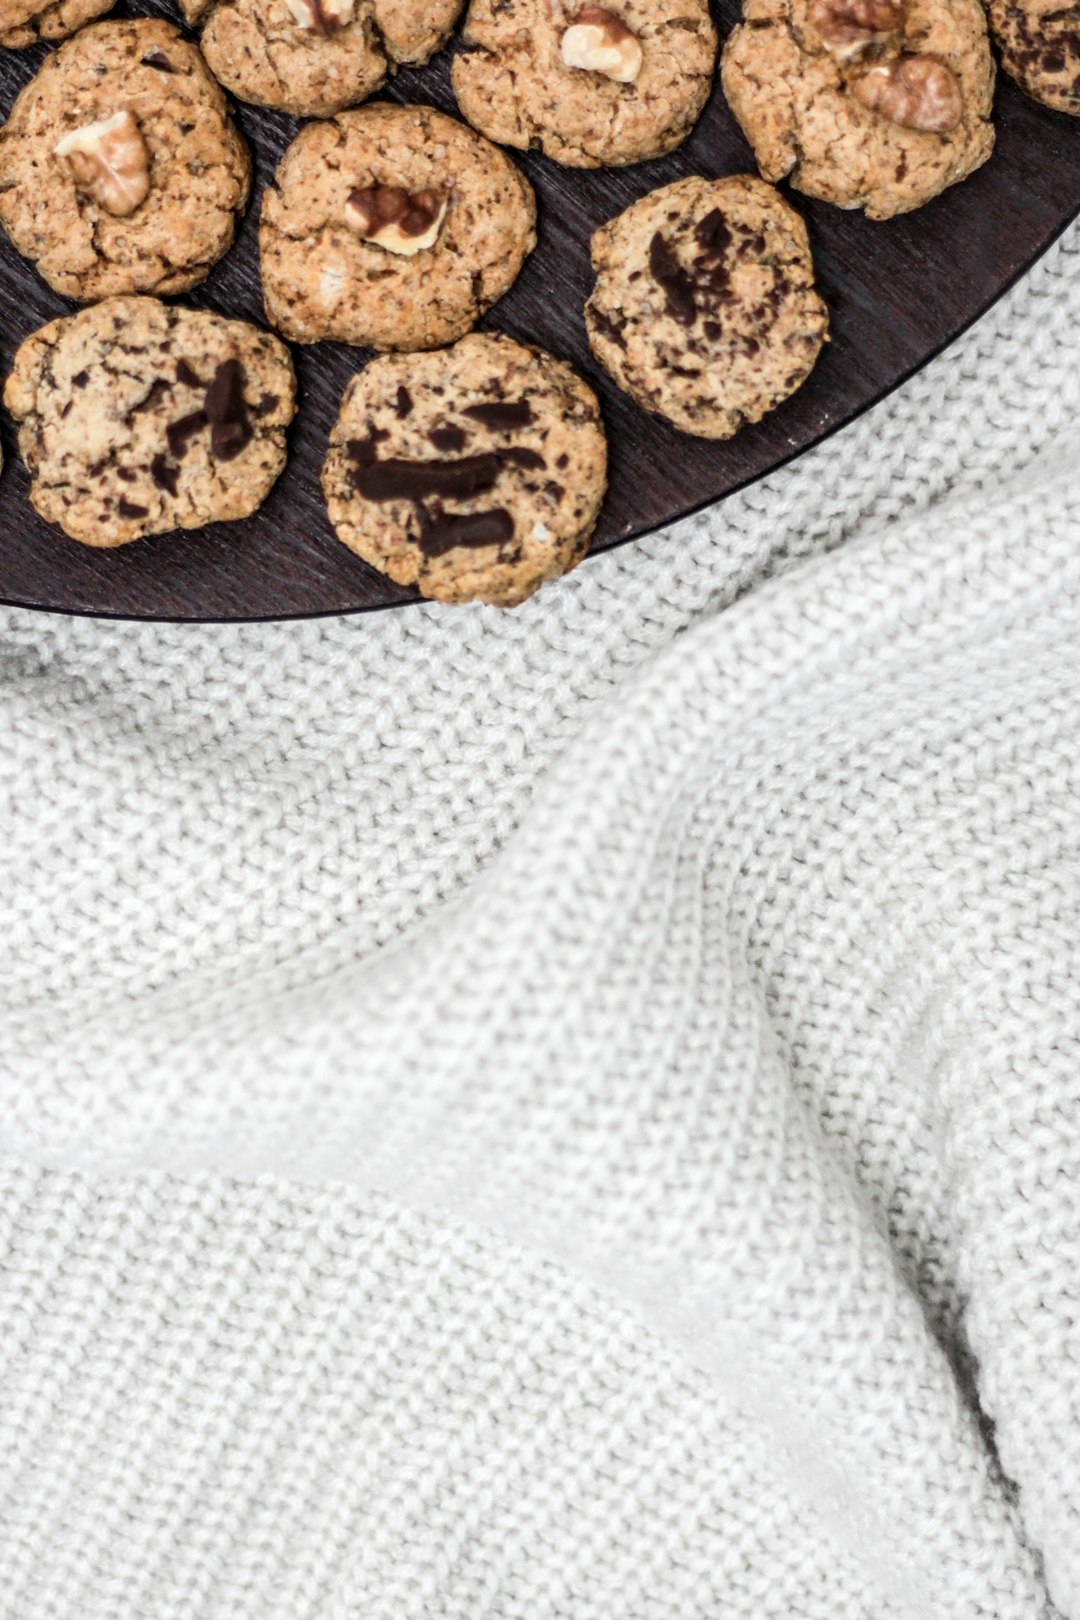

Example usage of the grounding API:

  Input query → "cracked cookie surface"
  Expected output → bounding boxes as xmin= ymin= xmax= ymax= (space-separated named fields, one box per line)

xmin=0 ymin=19 xmax=250 ymax=301
xmin=260 ymin=102 xmax=536 ymax=349
xmin=451 ymin=0 xmax=717 ymax=168
xmin=988 ymin=0 xmax=1080 ymax=114
xmin=586 ymin=174 xmax=829 ymax=438
xmin=721 ymin=0 xmax=995 ymax=219
xmin=0 ymin=0 xmax=113 ymax=50
xmin=4 ymin=296 xmax=296 ymax=547
xmin=322 ymin=332 xmax=608 ymax=606
xmin=187 ymin=0 xmax=463 ymax=119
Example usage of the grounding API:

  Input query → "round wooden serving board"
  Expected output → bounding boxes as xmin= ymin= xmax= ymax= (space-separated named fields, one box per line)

xmin=1 ymin=1 xmax=1079 ymax=621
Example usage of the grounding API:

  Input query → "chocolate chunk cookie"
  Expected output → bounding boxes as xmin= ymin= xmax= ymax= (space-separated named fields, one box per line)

xmin=4 ymin=297 xmax=295 ymax=547
xmin=721 ymin=0 xmax=995 ymax=219
xmin=0 ymin=20 xmax=250 ymax=301
xmin=322 ymin=333 xmax=607 ymax=606
xmin=0 ymin=0 xmax=112 ymax=50
xmin=585 ymin=175 xmax=829 ymax=439
xmin=260 ymin=103 xmax=536 ymax=349
xmin=452 ymin=0 xmax=717 ymax=168
xmin=185 ymin=0 xmax=463 ymax=120
xmin=988 ymin=0 xmax=1080 ymax=114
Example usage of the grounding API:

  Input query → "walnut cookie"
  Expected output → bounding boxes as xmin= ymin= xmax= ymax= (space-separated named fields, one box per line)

xmin=586 ymin=174 xmax=829 ymax=438
xmin=0 ymin=19 xmax=250 ymax=301
xmin=4 ymin=297 xmax=296 ymax=547
xmin=180 ymin=0 xmax=464 ymax=120
xmin=0 ymin=0 xmax=112 ymax=50
xmin=721 ymin=0 xmax=995 ymax=219
xmin=260 ymin=103 xmax=536 ymax=349
xmin=452 ymin=0 xmax=718 ymax=168
xmin=322 ymin=333 xmax=608 ymax=607
xmin=988 ymin=0 xmax=1080 ymax=115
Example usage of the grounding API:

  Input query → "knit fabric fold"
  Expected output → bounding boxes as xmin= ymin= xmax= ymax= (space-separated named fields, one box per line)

xmin=2 ymin=226 xmax=1080 ymax=1619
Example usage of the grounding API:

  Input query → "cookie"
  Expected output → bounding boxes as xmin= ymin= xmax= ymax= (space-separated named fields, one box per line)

xmin=585 ymin=175 xmax=829 ymax=439
xmin=0 ymin=19 xmax=250 ymax=301
xmin=4 ymin=297 xmax=296 ymax=547
xmin=322 ymin=333 xmax=607 ymax=606
xmin=721 ymin=0 xmax=995 ymax=220
xmin=185 ymin=0 xmax=464 ymax=120
xmin=988 ymin=0 xmax=1080 ymax=114
xmin=0 ymin=0 xmax=113 ymax=50
xmin=451 ymin=0 xmax=718 ymax=168
xmin=260 ymin=103 xmax=536 ymax=349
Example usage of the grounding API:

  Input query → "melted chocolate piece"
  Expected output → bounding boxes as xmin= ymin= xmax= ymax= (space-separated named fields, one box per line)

xmin=429 ymin=425 xmax=467 ymax=454
xmin=204 ymin=359 xmax=253 ymax=461
xmin=395 ymin=385 xmax=413 ymax=418
xmin=117 ymin=498 xmax=148 ymax=519
xmin=418 ymin=507 xmax=514 ymax=557
xmin=695 ymin=208 xmax=732 ymax=260
xmin=130 ymin=377 xmax=171 ymax=414
xmin=150 ymin=453 xmax=179 ymax=496
xmin=462 ymin=400 xmax=533 ymax=430
xmin=71 ymin=370 xmax=89 ymax=389
xmin=345 ymin=427 xmax=390 ymax=467
xmin=166 ymin=410 xmax=207 ymax=459
xmin=141 ymin=47 xmax=176 ymax=71
xmin=499 ymin=446 xmax=545 ymax=471
xmin=649 ymin=232 xmax=696 ymax=325
xmin=254 ymin=392 xmax=278 ymax=417
xmin=589 ymin=307 xmax=628 ymax=350
xmin=176 ymin=359 xmax=202 ymax=388
xmin=347 ymin=186 xmax=444 ymax=239
xmin=354 ymin=453 xmax=500 ymax=501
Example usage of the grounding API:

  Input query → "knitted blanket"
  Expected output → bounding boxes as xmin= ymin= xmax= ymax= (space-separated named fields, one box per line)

xmin=2 ymin=225 xmax=1079 ymax=1620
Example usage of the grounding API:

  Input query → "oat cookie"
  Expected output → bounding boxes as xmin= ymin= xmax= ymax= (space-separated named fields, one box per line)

xmin=260 ymin=103 xmax=536 ymax=349
xmin=585 ymin=175 xmax=828 ymax=439
xmin=988 ymin=0 xmax=1080 ymax=114
xmin=452 ymin=0 xmax=717 ymax=168
xmin=322 ymin=333 xmax=607 ymax=606
xmin=0 ymin=19 xmax=250 ymax=301
xmin=721 ymin=0 xmax=995 ymax=219
xmin=4 ymin=297 xmax=296 ymax=547
xmin=185 ymin=0 xmax=463 ymax=120
xmin=0 ymin=0 xmax=112 ymax=50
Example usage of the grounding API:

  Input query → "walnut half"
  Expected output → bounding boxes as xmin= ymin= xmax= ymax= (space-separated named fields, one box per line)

xmin=343 ymin=186 xmax=448 ymax=256
xmin=283 ymin=0 xmax=355 ymax=34
xmin=808 ymin=0 xmax=905 ymax=57
xmin=53 ymin=110 xmax=151 ymax=217
xmin=561 ymin=6 xmax=643 ymax=84
xmin=851 ymin=54 xmax=963 ymax=133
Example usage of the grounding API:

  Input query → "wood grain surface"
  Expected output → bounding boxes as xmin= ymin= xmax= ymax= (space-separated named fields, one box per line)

xmin=1 ymin=1 xmax=1079 ymax=621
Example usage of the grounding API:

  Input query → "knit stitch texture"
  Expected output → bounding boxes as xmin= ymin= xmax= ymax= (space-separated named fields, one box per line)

xmin=2 ymin=224 xmax=1080 ymax=1620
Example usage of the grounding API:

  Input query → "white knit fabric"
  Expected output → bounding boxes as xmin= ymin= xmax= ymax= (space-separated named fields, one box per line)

xmin=2 ymin=224 xmax=1080 ymax=1620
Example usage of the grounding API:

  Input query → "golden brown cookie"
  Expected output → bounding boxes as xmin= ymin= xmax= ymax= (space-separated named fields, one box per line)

xmin=4 ymin=297 xmax=295 ymax=547
xmin=187 ymin=0 xmax=464 ymax=120
xmin=452 ymin=0 xmax=718 ymax=168
xmin=0 ymin=0 xmax=112 ymax=50
xmin=0 ymin=20 xmax=250 ymax=301
xmin=988 ymin=0 xmax=1080 ymax=114
xmin=322 ymin=333 xmax=608 ymax=606
xmin=260 ymin=103 xmax=536 ymax=349
xmin=721 ymin=0 xmax=995 ymax=219
xmin=586 ymin=174 xmax=829 ymax=438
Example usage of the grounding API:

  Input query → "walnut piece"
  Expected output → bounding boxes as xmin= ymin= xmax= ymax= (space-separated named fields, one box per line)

xmin=343 ymin=186 xmax=448 ymax=256
xmin=283 ymin=0 xmax=355 ymax=33
xmin=53 ymin=110 xmax=150 ymax=218
xmin=808 ymin=0 xmax=904 ymax=56
xmin=561 ymin=6 xmax=643 ymax=84
xmin=851 ymin=54 xmax=963 ymax=133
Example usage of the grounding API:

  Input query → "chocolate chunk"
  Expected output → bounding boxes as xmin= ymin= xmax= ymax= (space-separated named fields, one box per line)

xmin=176 ymin=359 xmax=202 ymax=388
xmin=345 ymin=427 xmax=390 ymax=467
xmin=649 ymin=232 xmax=696 ymax=325
xmin=150 ymin=453 xmax=179 ymax=496
xmin=395 ymin=385 xmax=413 ymax=418
xmin=254 ymin=392 xmax=279 ymax=417
xmin=429 ymin=425 xmax=468 ymax=453
xmin=71 ymin=370 xmax=89 ymax=388
xmin=695 ymin=208 xmax=732 ymax=260
xmin=117 ymin=498 xmax=148 ymax=518
xmin=556 ymin=453 xmax=569 ymax=469
xmin=166 ymin=410 xmax=207 ymax=459
xmin=418 ymin=507 xmax=514 ymax=557
xmin=141 ymin=47 xmax=176 ymax=71
xmin=462 ymin=400 xmax=533 ymax=430
xmin=353 ymin=453 xmax=499 ymax=501
xmin=130 ymin=377 xmax=171 ymax=414
xmin=589 ymin=307 xmax=628 ymax=350
xmin=499 ymin=446 xmax=545 ymax=471
xmin=204 ymin=359 xmax=252 ymax=461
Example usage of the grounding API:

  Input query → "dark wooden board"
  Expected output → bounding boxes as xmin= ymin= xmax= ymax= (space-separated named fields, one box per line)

xmin=1 ymin=2 xmax=1079 ymax=621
